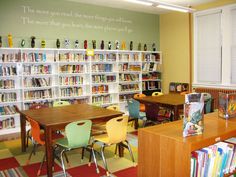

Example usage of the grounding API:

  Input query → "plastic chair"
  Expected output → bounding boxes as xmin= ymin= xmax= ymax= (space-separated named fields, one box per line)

xmin=26 ymin=117 xmax=63 ymax=176
xmin=133 ymin=93 xmax=146 ymax=112
xmin=92 ymin=105 xmax=120 ymax=136
xmin=127 ymin=99 xmax=147 ymax=129
xmin=106 ymin=105 xmax=120 ymax=111
xmin=92 ymin=116 xmax=135 ymax=176
xmin=152 ymin=92 xmax=164 ymax=96
xmin=53 ymin=101 xmax=70 ymax=107
xmin=54 ymin=120 xmax=99 ymax=176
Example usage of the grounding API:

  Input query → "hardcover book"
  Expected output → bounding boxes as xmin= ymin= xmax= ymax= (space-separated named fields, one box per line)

xmin=183 ymin=93 xmax=204 ymax=137
xmin=218 ymin=92 xmax=236 ymax=119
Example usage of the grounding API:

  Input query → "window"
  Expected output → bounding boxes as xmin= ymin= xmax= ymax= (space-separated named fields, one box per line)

xmin=193 ymin=4 xmax=236 ymax=88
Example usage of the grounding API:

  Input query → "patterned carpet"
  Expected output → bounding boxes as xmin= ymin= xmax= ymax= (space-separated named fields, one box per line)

xmin=0 ymin=132 xmax=138 ymax=177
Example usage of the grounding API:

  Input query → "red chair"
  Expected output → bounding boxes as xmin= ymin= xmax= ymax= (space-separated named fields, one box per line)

xmin=134 ymin=93 xmax=146 ymax=112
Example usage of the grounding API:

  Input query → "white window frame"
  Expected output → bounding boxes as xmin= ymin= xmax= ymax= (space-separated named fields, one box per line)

xmin=193 ymin=3 xmax=236 ymax=89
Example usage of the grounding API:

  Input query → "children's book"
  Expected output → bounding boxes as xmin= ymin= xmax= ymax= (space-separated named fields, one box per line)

xmin=183 ymin=93 xmax=204 ymax=137
xmin=218 ymin=92 xmax=236 ymax=119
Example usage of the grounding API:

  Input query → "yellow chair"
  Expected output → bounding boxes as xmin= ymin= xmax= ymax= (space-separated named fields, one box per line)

xmin=152 ymin=92 xmax=164 ymax=96
xmin=133 ymin=93 xmax=146 ymax=112
xmin=106 ymin=105 xmax=120 ymax=111
xmin=92 ymin=105 xmax=120 ymax=136
xmin=53 ymin=101 xmax=70 ymax=107
xmin=92 ymin=116 xmax=135 ymax=176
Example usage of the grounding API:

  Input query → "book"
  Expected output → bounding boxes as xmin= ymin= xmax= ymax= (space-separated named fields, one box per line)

xmin=183 ymin=93 xmax=204 ymax=137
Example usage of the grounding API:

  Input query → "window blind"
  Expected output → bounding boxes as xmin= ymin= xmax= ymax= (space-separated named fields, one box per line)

xmin=231 ymin=8 xmax=236 ymax=84
xmin=196 ymin=11 xmax=222 ymax=83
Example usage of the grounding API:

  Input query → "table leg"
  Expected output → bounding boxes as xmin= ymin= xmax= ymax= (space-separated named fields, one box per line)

xmin=20 ymin=114 xmax=26 ymax=152
xmin=173 ymin=106 xmax=178 ymax=121
xmin=45 ymin=127 xmax=53 ymax=177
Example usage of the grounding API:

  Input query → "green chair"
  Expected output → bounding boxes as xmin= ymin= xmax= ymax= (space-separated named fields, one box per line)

xmin=53 ymin=101 xmax=70 ymax=107
xmin=127 ymin=99 xmax=147 ymax=129
xmin=54 ymin=120 xmax=99 ymax=176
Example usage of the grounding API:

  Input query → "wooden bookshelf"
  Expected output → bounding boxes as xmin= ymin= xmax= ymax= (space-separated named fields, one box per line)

xmin=138 ymin=112 xmax=236 ymax=177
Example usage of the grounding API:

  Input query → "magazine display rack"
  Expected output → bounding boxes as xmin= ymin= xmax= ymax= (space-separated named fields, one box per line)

xmin=219 ymin=92 xmax=236 ymax=119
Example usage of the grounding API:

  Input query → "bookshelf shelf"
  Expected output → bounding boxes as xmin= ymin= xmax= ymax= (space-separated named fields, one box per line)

xmin=0 ymin=48 xmax=162 ymax=135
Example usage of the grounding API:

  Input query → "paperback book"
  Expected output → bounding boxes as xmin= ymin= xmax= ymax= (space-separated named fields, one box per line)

xmin=183 ymin=93 xmax=204 ymax=137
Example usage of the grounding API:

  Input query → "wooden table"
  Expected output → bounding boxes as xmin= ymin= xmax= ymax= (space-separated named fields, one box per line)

xmin=135 ymin=94 xmax=185 ymax=121
xmin=19 ymin=104 xmax=123 ymax=177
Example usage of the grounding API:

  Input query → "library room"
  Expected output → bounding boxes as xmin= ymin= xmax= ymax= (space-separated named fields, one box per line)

xmin=0 ymin=0 xmax=236 ymax=176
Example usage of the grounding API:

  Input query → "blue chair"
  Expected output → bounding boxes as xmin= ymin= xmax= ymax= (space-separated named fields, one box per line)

xmin=127 ymin=99 xmax=147 ymax=129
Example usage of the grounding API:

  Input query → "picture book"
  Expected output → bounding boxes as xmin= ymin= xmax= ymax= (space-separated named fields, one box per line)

xmin=183 ymin=93 xmax=204 ymax=137
xmin=218 ymin=92 xmax=236 ymax=119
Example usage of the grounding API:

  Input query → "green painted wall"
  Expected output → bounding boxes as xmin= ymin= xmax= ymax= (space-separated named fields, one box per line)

xmin=0 ymin=0 xmax=160 ymax=50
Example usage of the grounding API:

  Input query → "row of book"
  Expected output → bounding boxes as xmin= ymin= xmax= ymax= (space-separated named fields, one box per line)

xmin=118 ymin=53 xmax=139 ymax=61
xmin=23 ymin=78 xmax=51 ymax=87
xmin=0 ymin=106 xmax=16 ymax=115
xmin=142 ymin=72 xmax=161 ymax=80
xmin=119 ymin=84 xmax=139 ymax=92
xmin=142 ymin=81 xmax=161 ymax=91
xmin=92 ymin=95 xmax=112 ymax=104
xmin=119 ymin=93 xmax=135 ymax=102
xmin=0 ymin=93 xmax=17 ymax=102
xmin=119 ymin=73 xmax=139 ymax=82
xmin=58 ymin=53 xmax=86 ymax=62
xmin=23 ymin=65 xmax=52 ymax=75
xmin=92 ymin=54 xmax=105 ymax=61
xmin=142 ymin=53 xmax=160 ymax=62
xmin=92 ymin=75 xmax=116 ymax=83
xmin=0 ymin=117 xmax=15 ymax=129
xmin=92 ymin=64 xmax=113 ymax=73
xmin=60 ymin=76 xmax=84 ymax=85
xmin=0 ymin=66 xmax=17 ymax=76
xmin=191 ymin=138 xmax=236 ymax=177
xmin=119 ymin=64 xmax=141 ymax=72
xmin=0 ymin=53 xmax=21 ymax=62
xmin=24 ymin=89 xmax=52 ymax=100
xmin=142 ymin=63 xmax=161 ymax=72
xmin=92 ymin=85 xmax=109 ymax=94
xmin=22 ymin=53 xmax=54 ymax=62
xmin=0 ymin=79 xmax=15 ymax=89
xmin=60 ymin=87 xmax=83 ymax=97
xmin=59 ymin=65 xmax=85 ymax=73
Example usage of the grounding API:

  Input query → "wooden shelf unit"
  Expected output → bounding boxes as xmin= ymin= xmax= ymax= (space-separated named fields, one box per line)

xmin=138 ymin=112 xmax=236 ymax=177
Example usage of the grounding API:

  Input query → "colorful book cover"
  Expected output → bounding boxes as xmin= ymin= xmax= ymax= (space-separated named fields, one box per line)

xmin=183 ymin=93 xmax=204 ymax=137
xmin=218 ymin=92 xmax=236 ymax=119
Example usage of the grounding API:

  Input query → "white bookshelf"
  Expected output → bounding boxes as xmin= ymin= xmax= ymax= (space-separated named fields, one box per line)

xmin=0 ymin=48 xmax=162 ymax=135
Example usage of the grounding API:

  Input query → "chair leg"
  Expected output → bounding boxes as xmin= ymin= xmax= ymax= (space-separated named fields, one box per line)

xmin=60 ymin=149 xmax=67 ymax=177
xmin=81 ymin=147 xmax=85 ymax=162
xmin=37 ymin=154 xmax=46 ymax=176
xmin=91 ymin=147 xmax=100 ymax=174
xmin=26 ymin=143 xmax=37 ymax=165
xmin=100 ymin=145 xmax=110 ymax=176
xmin=26 ymin=129 xmax=30 ymax=148
xmin=64 ymin=152 xmax=70 ymax=167
xmin=134 ymin=119 xmax=139 ymax=129
xmin=125 ymin=140 xmax=135 ymax=164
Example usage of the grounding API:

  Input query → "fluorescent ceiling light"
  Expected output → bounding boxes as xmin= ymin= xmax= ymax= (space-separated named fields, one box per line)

xmin=156 ymin=4 xmax=189 ymax=13
xmin=125 ymin=0 xmax=153 ymax=6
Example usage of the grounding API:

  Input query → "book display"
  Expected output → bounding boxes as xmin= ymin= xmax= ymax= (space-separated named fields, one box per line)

xmin=219 ymin=92 xmax=236 ymax=119
xmin=183 ymin=93 xmax=204 ymax=137
xmin=0 ymin=48 xmax=162 ymax=135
